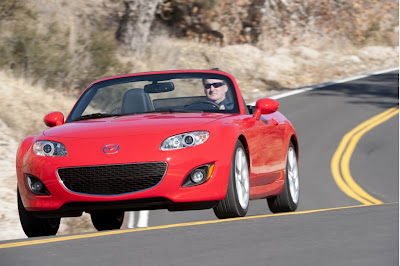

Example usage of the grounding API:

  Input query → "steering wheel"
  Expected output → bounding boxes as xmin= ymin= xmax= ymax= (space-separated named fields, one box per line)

xmin=184 ymin=100 xmax=220 ymax=110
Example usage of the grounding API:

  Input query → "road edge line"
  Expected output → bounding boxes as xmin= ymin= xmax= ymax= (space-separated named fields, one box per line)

xmin=248 ymin=67 xmax=399 ymax=104
xmin=0 ymin=202 xmax=397 ymax=249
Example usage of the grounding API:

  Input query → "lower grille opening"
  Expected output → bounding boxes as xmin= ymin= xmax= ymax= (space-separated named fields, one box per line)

xmin=57 ymin=162 xmax=167 ymax=195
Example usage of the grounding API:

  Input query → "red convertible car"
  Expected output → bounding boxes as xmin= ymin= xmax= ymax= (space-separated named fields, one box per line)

xmin=16 ymin=69 xmax=299 ymax=237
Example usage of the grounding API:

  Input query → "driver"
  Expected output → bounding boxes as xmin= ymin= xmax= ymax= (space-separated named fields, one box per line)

xmin=203 ymin=78 xmax=233 ymax=110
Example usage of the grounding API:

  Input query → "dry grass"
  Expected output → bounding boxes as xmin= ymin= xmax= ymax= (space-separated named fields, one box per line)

xmin=0 ymin=71 xmax=76 ymax=141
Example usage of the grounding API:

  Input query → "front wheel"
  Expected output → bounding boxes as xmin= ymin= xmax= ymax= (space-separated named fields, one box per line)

xmin=18 ymin=189 xmax=60 ymax=237
xmin=267 ymin=142 xmax=299 ymax=213
xmin=91 ymin=211 xmax=124 ymax=231
xmin=214 ymin=140 xmax=249 ymax=219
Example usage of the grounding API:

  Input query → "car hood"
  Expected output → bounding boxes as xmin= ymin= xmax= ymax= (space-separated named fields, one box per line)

xmin=43 ymin=113 xmax=231 ymax=138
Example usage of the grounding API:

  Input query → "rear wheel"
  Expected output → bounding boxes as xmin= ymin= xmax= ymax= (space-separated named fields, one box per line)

xmin=267 ymin=142 xmax=299 ymax=212
xmin=91 ymin=211 xmax=124 ymax=231
xmin=18 ymin=189 xmax=60 ymax=237
xmin=214 ymin=140 xmax=249 ymax=219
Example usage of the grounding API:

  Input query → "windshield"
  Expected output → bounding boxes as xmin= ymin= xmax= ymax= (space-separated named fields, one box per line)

xmin=66 ymin=72 xmax=239 ymax=122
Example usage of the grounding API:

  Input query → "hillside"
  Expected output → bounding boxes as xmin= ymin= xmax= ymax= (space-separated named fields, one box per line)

xmin=0 ymin=0 xmax=398 ymax=96
xmin=0 ymin=0 xmax=398 ymax=240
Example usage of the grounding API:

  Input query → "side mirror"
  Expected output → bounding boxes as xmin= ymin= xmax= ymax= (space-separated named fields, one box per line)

xmin=253 ymin=98 xmax=279 ymax=120
xmin=44 ymin=112 xmax=65 ymax=127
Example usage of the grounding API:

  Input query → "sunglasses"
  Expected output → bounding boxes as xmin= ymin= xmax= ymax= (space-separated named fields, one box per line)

xmin=204 ymin=82 xmax=225 ymax=89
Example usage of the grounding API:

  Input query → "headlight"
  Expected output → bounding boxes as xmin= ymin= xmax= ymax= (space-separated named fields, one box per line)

xmin=33 ymin=141 xmax=67 ymax=156
xmin=160 ymin=131 xmax=209 ymax=150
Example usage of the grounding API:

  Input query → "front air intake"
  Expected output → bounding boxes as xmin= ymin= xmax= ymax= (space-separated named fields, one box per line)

xmin=57 ymin=162 xmax=167 ymax=195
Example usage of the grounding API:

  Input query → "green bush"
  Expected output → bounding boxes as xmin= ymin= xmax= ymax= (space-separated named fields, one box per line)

xmin=0 ymin=2 xmax=131 ymax=94
xmin=0 ymin=4 xmax=71 ymax=88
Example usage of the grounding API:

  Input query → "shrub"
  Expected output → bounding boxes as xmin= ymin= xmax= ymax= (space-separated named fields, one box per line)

xmin=0 ymin=2 xmax=131 ymax=94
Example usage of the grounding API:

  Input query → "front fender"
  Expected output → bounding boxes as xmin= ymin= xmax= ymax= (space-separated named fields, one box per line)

xmin=283 ymin=120 xmax=299 ymax=160
xmin=207 ymin=122 xmax=244 ymax=194
xmin=16 ymin=135 xmax=37 ymax=205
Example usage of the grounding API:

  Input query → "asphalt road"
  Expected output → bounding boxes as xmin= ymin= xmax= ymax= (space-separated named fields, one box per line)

xmin=1 ymin=70 xmax=398 ymax=265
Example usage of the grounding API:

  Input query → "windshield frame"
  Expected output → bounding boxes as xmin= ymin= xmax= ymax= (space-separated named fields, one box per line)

xmin=66 ymin=72 xmax=240 ymax=123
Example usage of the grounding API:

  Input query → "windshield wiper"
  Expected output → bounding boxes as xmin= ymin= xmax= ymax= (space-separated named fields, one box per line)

xmin=73 ymin=113 xmax=120 ymax=121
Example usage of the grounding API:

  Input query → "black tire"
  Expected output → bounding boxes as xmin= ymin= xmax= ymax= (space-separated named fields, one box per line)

xmin=17 ymin=189 xmax=60 ymax=237
xmin=267 ymin=142 xmax=299 ymax=213
xmin=213 ymin=140 xmax=249 ymax=219
xmin=90 ymin=211 xmax=124 ymax=231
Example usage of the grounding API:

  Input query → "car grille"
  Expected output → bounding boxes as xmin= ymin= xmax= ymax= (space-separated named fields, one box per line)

xmin=57 ymin=162 xmax=167 ymax=195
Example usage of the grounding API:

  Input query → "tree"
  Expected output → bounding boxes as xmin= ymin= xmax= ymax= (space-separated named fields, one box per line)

xmin=116 ymin=0 xmax=162 ymax=56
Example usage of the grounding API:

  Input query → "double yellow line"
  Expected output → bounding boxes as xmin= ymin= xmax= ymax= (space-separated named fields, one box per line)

xmin=331 ymin=106 xmax=399 ymax=205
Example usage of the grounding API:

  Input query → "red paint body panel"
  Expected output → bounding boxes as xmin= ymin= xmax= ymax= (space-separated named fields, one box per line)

xmin=16 ymin=70 xmax=298 ymax=215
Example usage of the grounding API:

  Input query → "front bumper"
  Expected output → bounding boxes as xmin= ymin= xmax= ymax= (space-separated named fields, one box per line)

xmin=17 ymin=135 xmax=234 ymax=214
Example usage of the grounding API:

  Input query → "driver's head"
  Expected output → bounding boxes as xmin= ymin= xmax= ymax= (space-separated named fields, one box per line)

xmin=203 ymin=78 xmax=228 ymax=104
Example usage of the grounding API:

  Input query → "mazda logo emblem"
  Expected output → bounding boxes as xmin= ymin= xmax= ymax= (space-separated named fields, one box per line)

xmin=103 ymin=144 xmax=119 ymax=154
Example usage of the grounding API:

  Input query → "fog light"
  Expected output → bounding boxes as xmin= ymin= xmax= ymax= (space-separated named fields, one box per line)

xmin=191 ymin=169 xmax=206 ymax=184
xmin=182 ymin=163 xmax=215 ymax=187
xmin=31 ymin=181 xmax=43 ymax=193
xmin=26 ymin=175 xmax=50 ymax=196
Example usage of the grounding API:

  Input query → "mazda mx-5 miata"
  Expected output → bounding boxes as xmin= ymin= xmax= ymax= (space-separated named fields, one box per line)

xmin=16 ymin=69 xmax=299 ymax=237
